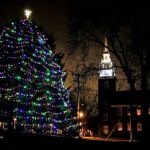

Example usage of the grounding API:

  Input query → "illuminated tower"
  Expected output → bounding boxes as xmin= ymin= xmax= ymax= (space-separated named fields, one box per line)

xmin=98 ymin=36 xmax=116 ymax=136
xmin=99 ymin=36 xmax=115 ymax=78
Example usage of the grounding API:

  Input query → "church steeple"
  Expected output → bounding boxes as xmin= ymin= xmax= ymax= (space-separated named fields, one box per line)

xmin=98 ymin=36 xmax=116 ymax=137
xmin=99 ymin=36 xmax=115 ymax=78
xmin=104 ymin=36 xmax=108 ymax=53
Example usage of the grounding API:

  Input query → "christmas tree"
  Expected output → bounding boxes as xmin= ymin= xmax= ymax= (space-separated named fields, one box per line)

xmin=0 ymin=10 xmax=77 ymax=135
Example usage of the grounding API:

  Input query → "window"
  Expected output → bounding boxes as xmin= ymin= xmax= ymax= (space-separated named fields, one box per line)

xmin=117 ymin=107 xmax=122 ymax=116
xmin=0 ymin=122 xmax=4 ymax=129
xmin=103 ymin=113 xmax=108 ymax=122
xmin=104 ymin=63 xmax=110 ymax=69
xmin=148 ymin=107 xmax=150 ymax=115
xmin=103 ymin=125 xmax=109 ymax=134
xmin=117 ymin=122 xmax=123 ymax=131
xmin=127 ymin=108 xmax=131 ymax=116
xmin=127 ymin=122 xmax=131 ymax=131
xmin=137 ymin=122 xmax=142 ymax=131
xmin=137 ymin=107 xmax=141 ymax=116
xmin=104 ymin=56 xmax=108 ymax=61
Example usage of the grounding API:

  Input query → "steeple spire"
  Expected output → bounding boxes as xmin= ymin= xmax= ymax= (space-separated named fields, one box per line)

xmin=99 ymin=36 xmax=115 ymax=77
xmin=104 ymin=36 xmax=108 ymax=53
xmin=102 ymin=36 xmax=111 ymax=63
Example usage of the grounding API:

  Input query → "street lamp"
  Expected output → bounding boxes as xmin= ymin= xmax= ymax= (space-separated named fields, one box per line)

xmin=79 ymin=112 xmax=84 ymax=118
xmin=13 ymin=117 xmax=17 ymax=130
xmin=129 ymin=106 xmax=133 ymax=142
xmin=78 ymin=111 xmax=84 ymax=137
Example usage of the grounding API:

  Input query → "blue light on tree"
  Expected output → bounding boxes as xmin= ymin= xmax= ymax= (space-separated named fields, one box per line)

xmin=38 ymin=35 xmax=46 ymax=45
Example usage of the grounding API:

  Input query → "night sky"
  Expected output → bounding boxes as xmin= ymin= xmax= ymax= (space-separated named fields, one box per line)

xmin=0 ymin=0 xmax=149 ymax=89
xmin=0 ymin=0 xmax=73 ymax=86
xmin=0 ymin=0 xmax=69 ymax=51
xmin=0 ymin=0 xmax=149 ymax=51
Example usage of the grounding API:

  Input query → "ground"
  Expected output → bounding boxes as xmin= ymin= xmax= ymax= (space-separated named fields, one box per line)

xmin=0 ymin=131 xmax=149 ymax=149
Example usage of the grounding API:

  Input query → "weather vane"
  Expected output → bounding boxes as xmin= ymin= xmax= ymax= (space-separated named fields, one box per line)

xmin=24 ymin=9 xmax=32 ymax=19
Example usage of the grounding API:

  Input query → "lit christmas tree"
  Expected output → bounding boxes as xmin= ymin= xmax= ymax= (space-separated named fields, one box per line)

xmin=0 ymin=10 xmax=77 ymax=135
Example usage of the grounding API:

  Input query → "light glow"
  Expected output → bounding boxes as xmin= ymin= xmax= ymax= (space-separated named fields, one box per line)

xmin=0 ymin=19 xmax=77 ymax=135
xmin=24 ymin=9 xmax=32 ymax=19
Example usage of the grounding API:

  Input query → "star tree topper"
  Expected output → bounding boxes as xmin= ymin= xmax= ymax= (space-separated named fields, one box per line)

xmin=24 ymin=9 xmax=32 ymax=19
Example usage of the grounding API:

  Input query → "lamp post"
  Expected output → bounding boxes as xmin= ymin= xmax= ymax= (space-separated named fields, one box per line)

xmin=129 ymin=105 xmax=133 ymax=142
xmin=79 ymin=112 xmax=84 ymax=118
xmin=73 ymin=66 xmax=81 ymax=134
xmin=78 ymin=111 xmax=84 ymax=137
xmin=13 ymin=117 xmax=17 ymax=130
xmin=73 ymin=63 xmax=85 ymax=136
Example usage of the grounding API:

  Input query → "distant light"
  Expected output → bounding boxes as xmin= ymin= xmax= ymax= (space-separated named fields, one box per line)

xmin=79 ymin=112 xmax=84 ymax=118
xmin=13 ymin=117 xmax=17 ymax=122
xmin=24 ymin=9 xmax=32 ymax=19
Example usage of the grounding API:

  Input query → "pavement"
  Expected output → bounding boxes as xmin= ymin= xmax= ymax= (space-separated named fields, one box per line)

xmin=0 ymin=131 xmax=148 ymax=149
xmin=81 ymin=136 xmax=138 ymax=142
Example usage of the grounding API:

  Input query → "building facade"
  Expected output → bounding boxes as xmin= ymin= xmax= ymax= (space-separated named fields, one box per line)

xmin=98 ymin=38 xmax=150 ymax=141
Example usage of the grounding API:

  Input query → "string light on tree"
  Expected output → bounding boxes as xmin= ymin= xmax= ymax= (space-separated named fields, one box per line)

xmin=24 ymin=9 xmax=32 ymax=19
xmin=0 ymin=11 xmax=77 ymax=136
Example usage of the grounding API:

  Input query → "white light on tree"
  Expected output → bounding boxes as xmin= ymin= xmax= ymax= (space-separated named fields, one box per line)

xmin=24 ymin=9 xmax=32 ymax=19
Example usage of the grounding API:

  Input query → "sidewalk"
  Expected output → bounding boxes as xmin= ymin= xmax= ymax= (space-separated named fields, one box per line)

xmin=82 ymin=136 xmax=138 ymax=142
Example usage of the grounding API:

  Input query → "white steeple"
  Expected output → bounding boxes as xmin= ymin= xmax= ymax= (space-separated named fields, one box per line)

xmin=104 ymin=36 xmax=108 ymax=53
xmin=102 ymin=36 xmax=111 ymax=63
xmin=99 ymin=36 xmax=115 ymax=78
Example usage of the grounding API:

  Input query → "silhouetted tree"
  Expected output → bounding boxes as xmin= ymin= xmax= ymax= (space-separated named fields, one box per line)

xmin=66 ymin=0 xmax=150 ymax=91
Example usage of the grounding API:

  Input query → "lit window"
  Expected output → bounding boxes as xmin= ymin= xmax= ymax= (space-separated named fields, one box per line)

xmin=0 ymin=122 xmax=4 ymax=129
xmin=103 ymin=125 xmax=109 ymax=134
xmin=127 ymin=108 xmax=131 ymax=116
xmin=137 ymin=122 xmax=142 ymax=131
xmin=117 ymin=122 xmax=123 ymax=131
xmin=148 ymin=108 xmax=150 ymax=115
xmin=117 ymin=107 xmax=122 ymax=116
xmin=137 ymin=107 xmax=141 ymax=116
xmin=127 ymin=122 xmax=131 ymax=131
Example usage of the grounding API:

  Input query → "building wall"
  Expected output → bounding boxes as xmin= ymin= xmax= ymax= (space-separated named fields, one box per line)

xmin=98 ymin=77 xmax=150 ymax=141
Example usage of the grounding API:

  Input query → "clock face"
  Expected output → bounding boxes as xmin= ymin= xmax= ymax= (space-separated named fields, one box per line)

xmin=100 ymin=69 xmax=113 ymax=77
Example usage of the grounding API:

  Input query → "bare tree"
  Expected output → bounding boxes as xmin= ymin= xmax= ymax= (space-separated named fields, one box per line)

xmin=66 ymin=0 xmax=150 ymax=91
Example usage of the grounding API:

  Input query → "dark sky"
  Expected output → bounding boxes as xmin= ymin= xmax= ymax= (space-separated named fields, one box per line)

xmin=0 ymin=0 xmax=149 ymax=51
xmin=0 ymin=0 xmax=69 ymax=50
xmin=0 ymin=0 xmax=149 ymax=88
xmin=0 ymin=0 xmax=74 ymax=87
